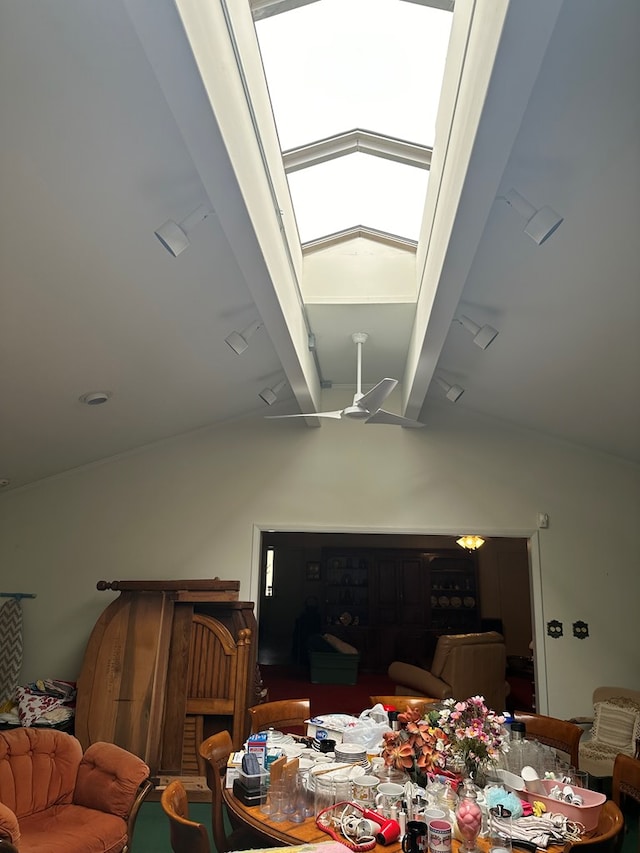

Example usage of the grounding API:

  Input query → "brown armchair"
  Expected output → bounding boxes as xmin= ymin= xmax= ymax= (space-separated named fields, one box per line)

xmin=0 ymin=727 xmax=152 ymax=853
xmin=388 ymin=631 xmax=508 ymax=712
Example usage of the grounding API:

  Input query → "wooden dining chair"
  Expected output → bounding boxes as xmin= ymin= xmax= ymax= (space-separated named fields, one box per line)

xmin=247 ymin=697 xmax=310 ymax=735
xmin=514 ymin=710 xmax=584 ymax=768
xmin=563 ymin=800 xmax=624 ymax=853
xmin=160 ymin=779 xmax=211 ymax=853
xmin=199 ymin=730 xmax=274 ymax=853
xmin=612 ymin=753 xmax=640 ymax=853
xmin=369 ymin=695 xmax=437 ymax=715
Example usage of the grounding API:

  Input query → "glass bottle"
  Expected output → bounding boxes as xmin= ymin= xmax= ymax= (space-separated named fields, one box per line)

xmin=455 ymin=778 xmax=483 ymax=853
xmin=507 ymin=720 xmax=526 ymax=775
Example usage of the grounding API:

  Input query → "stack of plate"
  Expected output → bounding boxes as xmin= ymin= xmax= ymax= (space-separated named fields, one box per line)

xmin=334 ymin=743 xmax=368 ymax=767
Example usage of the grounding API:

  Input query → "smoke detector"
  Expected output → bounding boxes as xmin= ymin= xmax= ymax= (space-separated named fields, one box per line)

xmin=79 ymin=391 xmax=111 ymax=406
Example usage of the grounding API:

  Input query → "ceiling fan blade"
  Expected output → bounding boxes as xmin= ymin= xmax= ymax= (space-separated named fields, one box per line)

xmin=266 ymin=410 xmax=343 ymax=420
xmin=358 ymin=378 xmax=397 ymax=412
xmin=365 ymin=409 xmax=425 ymax=428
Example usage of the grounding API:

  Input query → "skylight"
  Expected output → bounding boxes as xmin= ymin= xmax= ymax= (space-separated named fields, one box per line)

xmin=254 ymin=0 xmax=453 ymax=245
xmin=288 ymin=152 xmax=429 ymax=243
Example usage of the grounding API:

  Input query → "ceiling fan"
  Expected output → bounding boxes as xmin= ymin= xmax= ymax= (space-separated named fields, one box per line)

xmin=267 ymin=332 xmax=424 ymax=428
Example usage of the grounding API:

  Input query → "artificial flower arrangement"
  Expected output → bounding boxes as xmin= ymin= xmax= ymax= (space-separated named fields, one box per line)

xmin=381 ymin=695 xmax=507 ymax=786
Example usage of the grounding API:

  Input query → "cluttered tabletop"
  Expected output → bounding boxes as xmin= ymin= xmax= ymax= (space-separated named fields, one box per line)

xmin=224 ymin=699 xmax=611 ymax=853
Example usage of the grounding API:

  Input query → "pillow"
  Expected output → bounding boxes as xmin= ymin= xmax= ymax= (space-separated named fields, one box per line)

xmin=591 ymin=697 xmax=640 ymax=750
xmin=14 ymin=686 xmax=60 ymax=726
xmin=322 ymin=633 xmax=358 ymax=655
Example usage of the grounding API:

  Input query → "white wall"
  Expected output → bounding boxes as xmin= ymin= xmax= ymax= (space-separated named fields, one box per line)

xmin=0 ymin=403 xmax=638 ymax=720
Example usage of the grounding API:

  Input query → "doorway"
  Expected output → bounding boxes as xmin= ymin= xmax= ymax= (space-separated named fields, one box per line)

xmin=257 ymin=531 xmax=534 ymax=709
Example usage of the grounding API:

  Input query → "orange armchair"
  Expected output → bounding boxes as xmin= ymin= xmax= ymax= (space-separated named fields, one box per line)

xmin=0 ymin=727 xmax=152 ymax=853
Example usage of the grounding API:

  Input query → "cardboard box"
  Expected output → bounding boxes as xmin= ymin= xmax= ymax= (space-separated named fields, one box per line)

xmin=225 ymin=751 xmax=244 ymax=789
xmin=246 ymin=732 xmax=268 ymax=767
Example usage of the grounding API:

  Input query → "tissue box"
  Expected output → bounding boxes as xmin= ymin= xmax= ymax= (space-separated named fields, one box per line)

xmin=522 ymin=780 xmax=606 ymax=831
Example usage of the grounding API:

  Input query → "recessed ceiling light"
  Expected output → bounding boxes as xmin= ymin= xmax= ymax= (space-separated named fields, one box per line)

xmin=0 ymin=478 xmax=10 ymax=488
xmin=79 ymin=391 xmax=111 ymax=406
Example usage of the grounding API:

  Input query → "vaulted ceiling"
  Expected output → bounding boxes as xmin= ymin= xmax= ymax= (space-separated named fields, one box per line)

xmin=1 ymin=0 xmax=638 ymax=493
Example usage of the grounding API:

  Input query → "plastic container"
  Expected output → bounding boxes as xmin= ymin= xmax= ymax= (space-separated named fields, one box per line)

xmin=522 ymin=779 xmax=606 ymax=831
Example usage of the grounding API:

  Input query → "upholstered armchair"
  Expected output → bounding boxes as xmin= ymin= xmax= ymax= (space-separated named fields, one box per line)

xmin=572 ymin=687 xmax=640 ymax=780
xmin=388 ymin=631 xmax=508 ymax=712
xmin=0 ymin=727 xmax=152 ymax=853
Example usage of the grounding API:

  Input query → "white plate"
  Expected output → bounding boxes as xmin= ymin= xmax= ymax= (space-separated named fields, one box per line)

xmin=335 ymin=743 xmax=366 ymax=756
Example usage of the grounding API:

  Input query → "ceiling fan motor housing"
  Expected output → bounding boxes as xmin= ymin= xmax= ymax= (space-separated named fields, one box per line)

xmin=342 ymin=405 xmax=370 ymax=420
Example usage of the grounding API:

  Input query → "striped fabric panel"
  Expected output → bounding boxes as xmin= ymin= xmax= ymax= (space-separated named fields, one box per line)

xmin=0 ymin=597 xmax=23 ymax=705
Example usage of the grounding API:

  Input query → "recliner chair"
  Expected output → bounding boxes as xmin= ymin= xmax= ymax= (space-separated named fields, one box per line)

xmin=387 ymin=631 xmax=508 ymax=712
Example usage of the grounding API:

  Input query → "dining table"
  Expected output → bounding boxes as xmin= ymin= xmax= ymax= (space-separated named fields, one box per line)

xmin=222 ymin=785 xmax=571 ymax=853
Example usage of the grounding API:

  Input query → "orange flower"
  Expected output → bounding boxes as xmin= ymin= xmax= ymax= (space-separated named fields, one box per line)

xmin=383 ymin=737 xmax=415 ymax=771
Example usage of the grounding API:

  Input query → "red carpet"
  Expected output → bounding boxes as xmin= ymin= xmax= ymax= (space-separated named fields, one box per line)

xmin=259 ymin=664 xmax=396 ymax=719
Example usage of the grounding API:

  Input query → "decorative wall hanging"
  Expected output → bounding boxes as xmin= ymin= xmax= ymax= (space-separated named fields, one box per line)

xmin=573 ymin=620 xmax=589 ymax=639
xmin=547 ymin=619 xmax=563 ymax=638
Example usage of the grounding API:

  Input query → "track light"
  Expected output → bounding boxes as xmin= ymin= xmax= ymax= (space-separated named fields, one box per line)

xmin=154 ymin=204 xmax=213 ymax=257
xmin=455 ymin=315 xmax=499 ymax=350
xmin=225 ymin=320 xmax=263 ymax=355
xmin=259 ymin=379 xmax=287 ymax=406
xmin=501 ymin=188 xmax=563 ymax=245
xmin=436 ymin=377 xmax=464 ymax=402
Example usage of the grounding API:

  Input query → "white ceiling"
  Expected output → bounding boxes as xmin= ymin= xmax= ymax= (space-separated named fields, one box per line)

xmin=1 ymin=0 xmax=638 ymax=493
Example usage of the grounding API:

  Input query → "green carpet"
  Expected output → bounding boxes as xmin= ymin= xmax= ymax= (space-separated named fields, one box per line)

xmin=133 ymin=801 xmax=214 ymax=853
xmin=132 ymin=798 xmax=638 ymax=853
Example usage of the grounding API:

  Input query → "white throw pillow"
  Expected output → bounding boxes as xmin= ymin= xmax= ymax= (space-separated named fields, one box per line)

xmin=591 ymin=697 xmax=640 ymax=750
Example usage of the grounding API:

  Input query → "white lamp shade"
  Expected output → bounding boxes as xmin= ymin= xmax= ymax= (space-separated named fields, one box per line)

xmin=154 ymin=221 xmax=189 ymax=257
xmin=524 ymin=205 xmax=563 ymax=245
xmin=459 ymin=315 xmax=499 ymax=350
xmin=225 ymin=331 xmax=249 ymax=355
xmin=503 ymin=189 xmax=563 ymax=245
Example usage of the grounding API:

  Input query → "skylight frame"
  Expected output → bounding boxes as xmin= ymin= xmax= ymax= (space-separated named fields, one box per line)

xmin=252 ymin=0 xmax=453 ymax=247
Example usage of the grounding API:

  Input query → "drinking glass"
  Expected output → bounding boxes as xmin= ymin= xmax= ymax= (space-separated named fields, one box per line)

xmin=488 ymin=806 xmax=512 ymax=853
xmin=263 ymin=778 xmax=286 ymax=822
xmin=571 ymin=770 xmax=589 ymax=789
xmin=314 ymin=776 xmax=336 ymax=824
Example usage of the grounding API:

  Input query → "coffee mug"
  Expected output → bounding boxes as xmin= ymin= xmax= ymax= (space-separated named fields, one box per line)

xmin=402 ymin=820 xmax=428 ymax=853
xmin=422 ymin=808 xmax=446 ymax=823
xmin=375 ymin=781 xmax=404 ymax=816
xmin=428 ymin=819 xmax=452 ymax=853
xmin=352 ymin=775 xmax=379 ymax=807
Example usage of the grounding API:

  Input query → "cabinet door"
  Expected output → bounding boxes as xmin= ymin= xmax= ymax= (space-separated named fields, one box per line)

xmin=374 ymin=557 xmax=399 ymax=624
xmin=397 ymin=556 xmax=427 ymax=625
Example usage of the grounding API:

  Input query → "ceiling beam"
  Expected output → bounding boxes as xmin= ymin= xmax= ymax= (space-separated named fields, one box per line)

xmin=402 ymin=0 xmax=564 ymax=420
xmin=124 ymin=0 xmax=323 ymax=423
